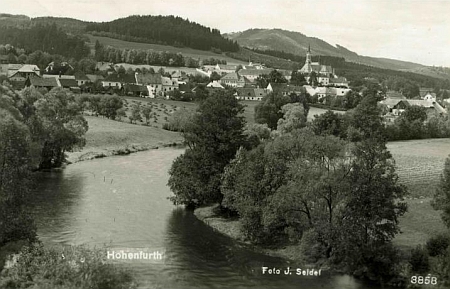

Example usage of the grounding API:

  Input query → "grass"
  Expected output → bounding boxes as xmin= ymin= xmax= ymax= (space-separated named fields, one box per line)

xmin=388 ymin=138 xmax=450 ymax=251
xmin=86 ymin=34 xmax=246 ymax=65
xmin=66 ymin=115 xmax=183 ymax=163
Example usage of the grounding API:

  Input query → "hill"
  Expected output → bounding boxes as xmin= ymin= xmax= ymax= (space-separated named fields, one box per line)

xmin=85 ymin=15 xmax=239 ymax=52
xmin=87 ymin=34 xmax=246 ymax=65
xmin=224 ymin=28 xmax=428 ymax=71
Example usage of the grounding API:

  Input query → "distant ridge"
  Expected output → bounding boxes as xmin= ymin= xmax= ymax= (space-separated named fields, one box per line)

xmin=224 ymin=28 xmax=424 ymax=71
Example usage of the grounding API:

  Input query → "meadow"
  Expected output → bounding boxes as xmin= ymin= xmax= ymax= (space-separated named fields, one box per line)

xmin=388 ymin=138 xmax=450 ymax=250
xmin=86 ymin=34 xmax=246 ymax=65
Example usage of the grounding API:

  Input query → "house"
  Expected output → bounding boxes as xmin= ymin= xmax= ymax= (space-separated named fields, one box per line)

xmin=171 ymin=70 xmax=189 ymax=83
xmin=423 ymin=92 xmax=437 ymax=102
xmin=96 ymin=62 xmax=114 ymax=71
xmin=215 ymin=64 xmax=237 ymax=74
xmin=124 ymin=84 xmax=148 ymax=97
xmin=24 ymin=76 xmax=59 ymax=91
xmin=74 ymin=72 xmax=91 ymax=86
xmin=86 ymin=74 xmax=105 ymax=83
xmin=379 ymin=98 xmax=447 ymax=120
xmin=102 ymin=74 xmax=136 ymax=90
xmin=135 ymin=73 xmax=163 ymax=98
xmin=238 ymin=69 xmax=272 ymax=82
xmin=235 ymin=88 xmax=268 ymax=101
xmin=206 ymin=81 xmax=225 ymax=89
xmin=161 ymin=76 xmax=179 ymax=97
xmin=329 ymin=77 xmax=349 ymax=88
xmin=267 ymin=83 xmax=305 ymax=96
xmin=419 ymin=88 xmax=434 ymax=98
xmin=220 ymin=72 xmax=248 ymax=88
xmin=8 ymin=64 xmax=40 ymax=81
xmin=59 ymin=78 xmax=80 ymax=91
xmin=243 ymin=62 xmax=265 ymax=70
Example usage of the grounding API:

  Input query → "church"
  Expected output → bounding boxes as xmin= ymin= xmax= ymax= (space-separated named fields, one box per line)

xmin=299 ymin=45 xmax=348 ymax=88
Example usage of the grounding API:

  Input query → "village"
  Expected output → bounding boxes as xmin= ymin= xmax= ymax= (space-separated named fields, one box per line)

xmin=1 ymin=45 xmax=448 ymax=125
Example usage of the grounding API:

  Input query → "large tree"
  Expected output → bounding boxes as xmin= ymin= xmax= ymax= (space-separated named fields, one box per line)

xmin=168 ymin=90 xmax=246 ymax=208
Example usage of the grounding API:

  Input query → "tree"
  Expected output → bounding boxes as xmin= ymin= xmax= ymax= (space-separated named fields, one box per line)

xmin=433 ymin=157 xmax=450 ymax=228
xmin=0 ymin=109 xmax=37 ymax=246
xmin=168 ymin=91 xmax=246 ymax=208
xmin=99 ymin=95 xmax=123 ymax=120
xmin=275 ymin=103 xmax=307 ymax=135
xmin=129 ymin=104 xmax=142 ymax=124
xmin=141 ymin=106 xmax=152 ymax=125
xmin=254 ymin=92 xmax=291 ymax=130
xmin=311 ymin=110 xmax=346 ymax=138
xmin=290 ymin=70 xmax=307 ymax=86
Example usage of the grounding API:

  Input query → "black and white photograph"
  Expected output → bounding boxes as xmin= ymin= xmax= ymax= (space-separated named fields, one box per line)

xmin=1 ymin=0 xmax=450 ymax=288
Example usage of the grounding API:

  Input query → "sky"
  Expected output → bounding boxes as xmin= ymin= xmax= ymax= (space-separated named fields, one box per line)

xmin=2 ymin=0 xmax=450 ymax=67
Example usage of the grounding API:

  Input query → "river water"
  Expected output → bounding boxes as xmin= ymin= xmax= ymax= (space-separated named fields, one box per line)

xmin=30 ymin=148 xmax=384 ymax=289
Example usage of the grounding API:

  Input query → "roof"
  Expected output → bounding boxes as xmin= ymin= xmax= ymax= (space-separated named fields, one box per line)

xmin=8 ymin=64 xmax=23 ymax=70
xmin=27 ymin=76 xmax=59 ymax=88
xmin=269 ymin=83 xmax=305 ymax=93
xmin=74 ymin=72 xmax=90 ymax=81
xmin=43 ymin=74 xmax=76 ymax=79
xmin=161 ymin=76 xmax=177 ymax=86
xmin=136 ymin=73 xmax=162 ymax=85
xmin=221 ymin=72 xmax=242 ymax=81
xmin=330 ymin=77 xmax=348 ymax=83
xmin=104 ymin=73 xmax=136 ymax=84
xmin=238 ymin=69 xmax=272 ymax=77
xmin=96 ymin=62 xmax=113 ymax=71
xmin=206 ymin=81 xmax=224 ymax=89
xmin=18 ymin=64 xmax=40 ymax=73
xmin=236 ymin=88 xmax=256 ymax=98
xmin=216 ymin=64 xmax=237 ymax=71
xmin=178 ymin=84 xmax=191 ymax=92
xmin=406 ymin=99 xmax=435 ymax=108
xmin=86 ymin=74 xmax=104 ymax=82
xmin=125 ymin=84 xmax=148 ymax=92
xmin=59 ymin=78 xmax=79 ymax=87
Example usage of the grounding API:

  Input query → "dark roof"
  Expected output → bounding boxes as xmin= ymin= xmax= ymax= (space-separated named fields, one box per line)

xmin=236 ymin=88 xmax=256 ymax=98
xmin=86 ymin=74 xmax=104 ymax=82
xmin=178 ymin=84 xmax=191 ymax=92
xmin=59 ymin=78 xmax=79 ymax=87
xmin=74 ymin=72 xmax=90 ymax=81
xmin=26 ymin=76 xmax=58 ymax=88
xmin=125 ymin=84 xmax=148 ymax=92
xmin=136 ymin=73 xmax=162 ymax=85
xmin=104 ymin=73 xmax=136 ymax=84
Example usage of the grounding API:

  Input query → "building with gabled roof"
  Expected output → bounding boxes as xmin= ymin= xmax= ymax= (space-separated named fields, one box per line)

xmin=8 ymin=64 xmax=40 ymax=81
xmin=135 ymin=73 xmax=163 ymax=98
xmin=102 ymin=73 xmax=136 ymax=89
xmin=267 ymin=83 xmax=305 ymax=96
xmin=235 ymin=87 xmax=268 ymax=101
xmin=25 ymin=76 xmax=59 ymax=91
xmin=220 ymin=72 xmax=250 ymax=88
xmin=206 ymin=81 xmax=225 ymax=89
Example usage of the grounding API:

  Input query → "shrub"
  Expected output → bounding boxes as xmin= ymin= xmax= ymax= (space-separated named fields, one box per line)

xmin=0 ymin=243 xmax=137 ymax=289
xmin=410 ymin=245 xmax=430 ymax=274
xmin=426 ymin=233 xmax=450 ymax=257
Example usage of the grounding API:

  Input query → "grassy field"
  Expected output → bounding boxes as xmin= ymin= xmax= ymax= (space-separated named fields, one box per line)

xmin=388 ymin=138 xmax=450 ymax=250
xmin=66 ymin=115 xmax=183 ymax=163
xmin=86 ymin=34 xmax=246 ymax=65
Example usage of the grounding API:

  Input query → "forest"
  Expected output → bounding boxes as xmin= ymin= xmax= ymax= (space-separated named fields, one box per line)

xmin=0 ymin=24 xmax=90 ymax=60
xmin=85 ymin=15 xmax=239 ymax=52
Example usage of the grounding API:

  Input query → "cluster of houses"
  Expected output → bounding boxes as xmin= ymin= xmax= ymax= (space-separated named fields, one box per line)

xmin=379 ymin=89 xmax=448 ymax=122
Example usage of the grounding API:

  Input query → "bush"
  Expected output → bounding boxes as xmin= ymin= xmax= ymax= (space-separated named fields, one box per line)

xmin=410 ymin=245 xmax=430 ymax=274
xmin=427 ymin=233 xmax=450 ymax=257
xmin=0 ymin=243 xmax=137 ymax=289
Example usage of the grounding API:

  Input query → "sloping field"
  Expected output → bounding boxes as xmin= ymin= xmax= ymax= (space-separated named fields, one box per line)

xmin=86 ymin=34 xmax=246 ymax=65
xmin=388 ymin=138 xmax=450 ymax=198
xmin=388 ymin=138 xmax=450 ymax=249
xmin=67 ymin=116 xmax=183 ymax=163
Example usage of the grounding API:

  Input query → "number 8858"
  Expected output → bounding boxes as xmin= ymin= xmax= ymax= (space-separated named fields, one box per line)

xmin=411 ymin=275 xmax=437 ymax=285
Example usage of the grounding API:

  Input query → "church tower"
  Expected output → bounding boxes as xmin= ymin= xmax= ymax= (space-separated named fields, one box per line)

xmin=299 ymin=44 xmax=312 ymax=74
xmin=306 ymin=44 xmax=312 ymax=66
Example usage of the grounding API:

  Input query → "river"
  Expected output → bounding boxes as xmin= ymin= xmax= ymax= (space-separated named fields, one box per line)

xmin=30 ymin=148 xmax=385 ymax=289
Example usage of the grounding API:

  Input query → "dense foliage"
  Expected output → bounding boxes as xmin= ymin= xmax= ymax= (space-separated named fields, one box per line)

xmin=86 ymin=15 xmax=239 ymax=52
xmin=168 ymin=91 xmax=246 ymax=208
xmin=0 ymin=244 xmax=137 ymax=289
xmin=0 ymin=24 xmax=90 ymax=60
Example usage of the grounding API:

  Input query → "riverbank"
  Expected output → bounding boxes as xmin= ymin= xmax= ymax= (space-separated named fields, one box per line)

xmin=66 ymin=116 xmax=184 ymax=164
xmin=194 ymin=205 xmax=307 ymax=263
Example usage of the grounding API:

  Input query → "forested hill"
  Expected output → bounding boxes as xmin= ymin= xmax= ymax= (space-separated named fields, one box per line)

xmin=85 ymin=15 xmax=239 ymax=52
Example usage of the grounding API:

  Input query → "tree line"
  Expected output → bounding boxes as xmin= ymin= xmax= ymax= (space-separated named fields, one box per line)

xmin=86 ymin=15 xmax=239 ymax=52
xmin=0 ymin=24 xmax=90 ymax=60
